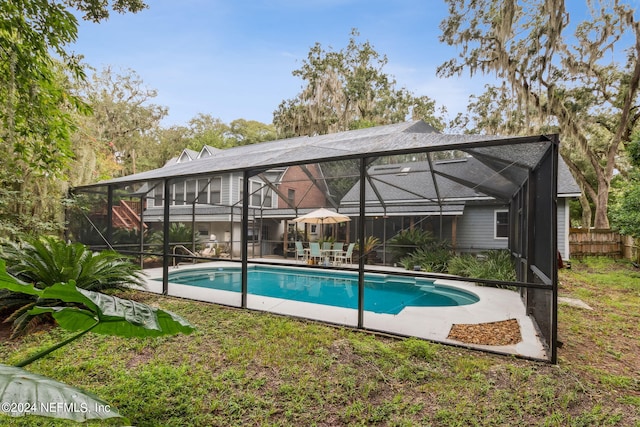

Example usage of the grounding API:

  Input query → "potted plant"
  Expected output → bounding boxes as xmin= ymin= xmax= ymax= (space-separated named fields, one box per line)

xmin=355 ymin=236 xmax=381 ymax=264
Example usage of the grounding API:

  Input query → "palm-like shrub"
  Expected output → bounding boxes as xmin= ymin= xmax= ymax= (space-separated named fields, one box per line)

xmin=112 ymin=227 xmax=158 ymax=246
xmin=146 ymin=223 xmax=202 ymax=252
xmin=400 ymin=241 xmax=452 ymax=273
xmin=388 ymin=228 xmax=436 ymax=262
xmin=2 ymin=236 xmax=146 ymax=291
xmin=355 ymin=236 xmax=381 ymax=264
xmin=447 ymin=249 xmax=516 ymax=283
xmin=168 ymin=223 xmax=199 ymax=246
xmin=0 ymin=236 xmax=146 ymax=337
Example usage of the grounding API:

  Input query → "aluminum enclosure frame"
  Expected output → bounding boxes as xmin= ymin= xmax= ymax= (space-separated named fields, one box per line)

xmin=68 ymin=122 xmax=560 ymax=362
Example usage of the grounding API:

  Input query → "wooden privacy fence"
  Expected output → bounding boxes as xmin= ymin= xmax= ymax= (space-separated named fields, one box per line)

xmin=569 ymin=228 xmax=638 ymax=261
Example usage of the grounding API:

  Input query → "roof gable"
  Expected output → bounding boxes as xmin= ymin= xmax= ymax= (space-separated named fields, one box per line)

xmin=177 ymin=149 xmax=199 ymax=163
xmin=198 ymin=145 xmax=222 ymax=159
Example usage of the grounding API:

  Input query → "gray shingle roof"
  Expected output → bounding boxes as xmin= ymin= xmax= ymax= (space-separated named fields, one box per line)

xmin=78 ymin=121 xmax=555 ymax=189
xmin=340 ymin=160 xmax=485 ymax=204
xmin=339 ymin=153 xmax=579 ymax=207
xmin=87 ymin=120 xmax=580 ymax=221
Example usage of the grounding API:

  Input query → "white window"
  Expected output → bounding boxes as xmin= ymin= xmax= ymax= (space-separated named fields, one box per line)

xmin=173 ymin=181 xmax=185 ymax=205
xmin=185 ymin=180 xmax=197 ymax=204
xmin=264 ymin=188 xmax=273 ymax=208
xmin=147 ymin=183 xmax=164 ymax=207
xmin=242 ymin=179 xmax=272 ymax=207
xmin=251 ymin=181 xmax=262 ymax=207
xmin=209 ymin=177 xmax=221 ymax=204
xmin=495 ymin=210 xmax=509 ymax=239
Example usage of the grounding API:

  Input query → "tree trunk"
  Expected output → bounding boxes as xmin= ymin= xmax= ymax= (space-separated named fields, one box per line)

xmin=593 ymin=178 xmax=611 ymax=229
xmin=579 ymin=193 xmax=591 ymax=229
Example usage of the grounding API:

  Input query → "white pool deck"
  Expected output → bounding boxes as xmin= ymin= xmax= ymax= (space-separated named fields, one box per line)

xmin=141 ymin=260 xmax=549 ymax=360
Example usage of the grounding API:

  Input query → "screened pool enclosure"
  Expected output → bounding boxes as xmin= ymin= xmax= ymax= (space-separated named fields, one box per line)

xmin=68 ymin=121 xmax=561 ymax=362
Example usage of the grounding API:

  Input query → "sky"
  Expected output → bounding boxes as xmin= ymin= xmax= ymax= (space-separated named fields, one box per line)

xmin=70 ymin=0 xmax=499 ymax=127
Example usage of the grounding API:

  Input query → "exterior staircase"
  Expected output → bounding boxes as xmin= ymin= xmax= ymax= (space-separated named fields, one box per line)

xmin=112 ymin=200 xmax=147 ymax=230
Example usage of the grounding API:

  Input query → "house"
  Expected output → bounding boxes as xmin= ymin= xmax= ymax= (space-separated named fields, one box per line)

xmin=137 ymin=145 xmax=331 ymax=257
xmin=339 ymin=153 xmax=580 ymax=261
xmin=80 ymin=121 xmax=579 ymax=262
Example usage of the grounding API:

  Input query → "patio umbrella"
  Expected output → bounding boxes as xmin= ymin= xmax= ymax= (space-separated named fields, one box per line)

xmin=292 ymin=208 xmax=351 ymax=225
xmin=292 ymin=208 xmax=351 ymax=239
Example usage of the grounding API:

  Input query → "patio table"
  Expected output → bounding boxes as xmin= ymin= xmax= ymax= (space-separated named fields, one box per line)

xmin=320 ymin=249 xmax=343 ymax=266
xmin=302 ymin=248 xmax=342 ymax=265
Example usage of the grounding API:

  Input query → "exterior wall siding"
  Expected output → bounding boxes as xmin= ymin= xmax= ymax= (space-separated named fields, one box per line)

xmin=455 ymin=205 xmax=509 ymax=253
xmin=557 ymin=198 xmax=569 ymax=260
xmin=223 ymin=173 xmax=235 ymax=207
xmin=456 ymin=201 xmax=571 ymax=258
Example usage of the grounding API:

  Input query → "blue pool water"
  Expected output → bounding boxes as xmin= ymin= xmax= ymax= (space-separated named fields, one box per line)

xmin=158 ymin=266 xmax=479 ymax=314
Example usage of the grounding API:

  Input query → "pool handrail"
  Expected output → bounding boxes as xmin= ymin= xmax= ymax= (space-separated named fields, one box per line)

xmin=172 ymin=245 xmax=198 ymax=267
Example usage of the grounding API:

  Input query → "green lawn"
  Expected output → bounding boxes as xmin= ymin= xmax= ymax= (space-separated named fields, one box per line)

xmin=1 ymin=257 xmax=639 ymax=426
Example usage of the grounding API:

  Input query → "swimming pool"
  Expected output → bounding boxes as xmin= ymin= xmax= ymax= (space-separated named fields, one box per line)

xmin=157 ymin=266 xmax=479 ymax=314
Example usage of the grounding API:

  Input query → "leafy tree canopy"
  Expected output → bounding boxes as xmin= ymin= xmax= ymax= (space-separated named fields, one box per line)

xmin=273 ymin=29 xmax=445 ymax=138
xmin=610 ymin=133 xmax=640 ymax=238
xmin=0 ymin=0 xmax=148 ymax=179
xmin=184 ymin=114 xmax=277 ymax=152
xmin=0 ymin=0 xmax=147 ymax=239
xmin=66 ymin=0 xmax=147 ymax=22
xmin=71 ymin=66 xmax=168 ymax=180
xmin=439 ymin=0 xmax=640 ymax=228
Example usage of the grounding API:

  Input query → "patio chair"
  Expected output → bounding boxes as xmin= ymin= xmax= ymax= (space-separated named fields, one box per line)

xmin=295 ymin=241 xmax=306 ymax=262
xmin=198 ymin=242 xmax=219 ymax=258
xmin=335 ymin=242 xmax=355 ymax=265
xmin=322 ymin=241 xmax=333 ymax=251
xmin=332 ymin=242 xmax=344 ymax=251
xmin=309 ymin=242 xmax=322 ymax=264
